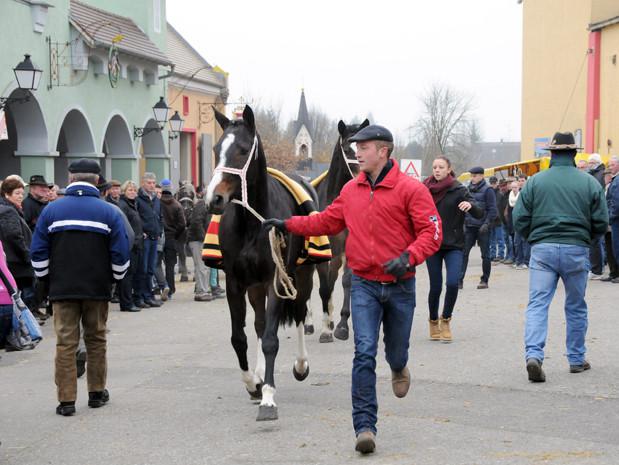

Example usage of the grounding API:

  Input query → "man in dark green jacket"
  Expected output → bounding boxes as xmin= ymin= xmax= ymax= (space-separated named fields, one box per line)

xmin=513 ymin=132 xmax=608 ymax=383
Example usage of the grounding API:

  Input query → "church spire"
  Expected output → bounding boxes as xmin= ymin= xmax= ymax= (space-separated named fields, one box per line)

xmin=296 ymin=89 xmax=311 ymax=136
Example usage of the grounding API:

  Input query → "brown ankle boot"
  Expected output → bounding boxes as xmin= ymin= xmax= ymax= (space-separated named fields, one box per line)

xmin=440 ymin=317 xmax=452 ymax=343
xmin=429 ymin=319 xmax=441 ymax=341
xmin=391 ymin=366 xmax=410 ymax=398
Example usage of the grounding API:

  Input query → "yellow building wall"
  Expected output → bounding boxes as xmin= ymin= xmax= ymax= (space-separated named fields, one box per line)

xmin=167 ymin=85 xmax=225 ymax=177
xmin=591 ymin=0 xmax=619 ymax=25
xmin=521 ymin=0 xmax=592 ymax=160
xmin=598 ymin=23 xmax=619 ymax=157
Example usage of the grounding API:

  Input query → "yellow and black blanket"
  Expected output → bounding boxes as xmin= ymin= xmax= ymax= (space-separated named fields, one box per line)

xmin=202 ymin=168 xmax=332 ymax=269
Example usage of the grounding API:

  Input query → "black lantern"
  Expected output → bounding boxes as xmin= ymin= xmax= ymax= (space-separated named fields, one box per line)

xmin=13 ymin=54 xmax=43 ymax=91
xmin=169 ymin=111 xmax=184 ymax=133
xmin=152 ymin=96 xmax=170 ymax=125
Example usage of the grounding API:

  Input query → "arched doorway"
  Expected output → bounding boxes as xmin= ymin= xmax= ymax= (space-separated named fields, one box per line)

xmin=140 ymin=118 xmax=168 ymax=181
xmin=102 ymin=114 xmax=135 ymax=182
xmin=55 ymin=109 xmax=97 ymax=187
xmin=0 ymin=88 xmax=48 ymax=179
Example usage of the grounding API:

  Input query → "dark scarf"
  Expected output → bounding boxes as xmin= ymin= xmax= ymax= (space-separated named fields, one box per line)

xmin=423 ymin=175 xmax=454 ymax=205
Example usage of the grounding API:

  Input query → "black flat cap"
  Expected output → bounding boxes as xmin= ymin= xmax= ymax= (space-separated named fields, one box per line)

xmin=469 ymin=166 xmax=485 ymax=175
xmin=28 ymin=174 xmax=49 ymax=186
xmin=97 ymin=175 xmax=111 ymax=192
xmin=348 ymin=124 xmax=393 ymax=143
xmin=68 ymin=158 xmax=101 ymax=175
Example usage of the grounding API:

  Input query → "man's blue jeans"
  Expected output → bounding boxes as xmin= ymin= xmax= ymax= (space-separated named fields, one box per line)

xmin=612 ymin=220 xmax=619 ymax=270
xmin=140 ymin=238 xmax=158 ymax=301
xmin=525 ymin=243 xmax=589 ymax=365
xmin=514 ymin=232 xmax=531 ymax=266
xmin=350 ymin=275 xmax=416 ymax=435
xmin=489 ymin=225 xmax=505 ymax=259
xmin=503 ymin=225 xmax=514 ymax=261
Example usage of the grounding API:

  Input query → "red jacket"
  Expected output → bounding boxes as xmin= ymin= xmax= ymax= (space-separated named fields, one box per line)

xmin=286 ymin=161 xmax=442 ymax=282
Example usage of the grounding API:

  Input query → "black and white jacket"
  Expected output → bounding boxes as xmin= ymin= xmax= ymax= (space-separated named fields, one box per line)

xmin=30 ymin=182 xmax=130 ymax=301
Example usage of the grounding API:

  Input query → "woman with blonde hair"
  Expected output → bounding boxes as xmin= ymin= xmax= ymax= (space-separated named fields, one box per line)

xmin=117 ymin=180 xmax=143 ymax=312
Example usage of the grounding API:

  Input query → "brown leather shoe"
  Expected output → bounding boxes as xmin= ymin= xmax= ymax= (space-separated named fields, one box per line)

xmin=391 ymin=366 xmax=410 ymax=398
xmin=355 ymin=431 xmax=376 ymax=454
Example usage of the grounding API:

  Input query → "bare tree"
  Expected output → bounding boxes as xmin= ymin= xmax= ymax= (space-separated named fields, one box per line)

xmin=413 ymin=83 xmax=476 ymax=175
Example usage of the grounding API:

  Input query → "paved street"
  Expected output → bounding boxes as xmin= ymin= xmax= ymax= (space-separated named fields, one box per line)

xmin=2 ymin=253 xmax=619 ymax=465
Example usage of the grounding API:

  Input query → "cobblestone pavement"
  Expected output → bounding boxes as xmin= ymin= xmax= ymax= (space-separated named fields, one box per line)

xmin=1 ymin=253 xmax=619 ymax=465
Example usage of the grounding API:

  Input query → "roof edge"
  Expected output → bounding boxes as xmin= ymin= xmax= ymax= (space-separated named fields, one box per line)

xmin=167 ymin=22 xmax=212 ymax=70
xmin=589 ymin=15 xmax=619 ymax=31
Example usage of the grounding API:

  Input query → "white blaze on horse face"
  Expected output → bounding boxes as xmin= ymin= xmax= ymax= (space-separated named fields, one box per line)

xmin=295 ymin=323 xmax=309 ymax=374
xmin=206 ymin=133 xmax=235 ymax=204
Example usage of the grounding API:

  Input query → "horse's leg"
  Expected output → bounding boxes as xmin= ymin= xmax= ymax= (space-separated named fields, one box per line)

xmin=293 ymin=265 xmax=313 ymax=379
xmin=318 ymin=255 xmax=342 ymax=343
xmin=304 ymin=272 xmax=316 ymax=335
xmin=226 ymin=280 xmax=261 ymax=400
xmin=257 ymin=290 xmax=280 ymax=421
xmin=247 ymin=285 xmax=267 ymax=388
xmin=334 ymin=262 xmax=352 ymax=341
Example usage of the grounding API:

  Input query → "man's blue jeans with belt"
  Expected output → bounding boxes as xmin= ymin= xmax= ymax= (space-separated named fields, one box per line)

xmin=525 ymin=243 xmax=589 ymax=365
xmin=350 ymin=274 xmax=416 ymax=436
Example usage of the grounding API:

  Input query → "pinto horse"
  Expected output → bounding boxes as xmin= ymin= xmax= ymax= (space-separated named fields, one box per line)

xmin=206 ymin=105 xmax=316 ymax=421
xmin=305 ymin=119 xmax=369 ymax=342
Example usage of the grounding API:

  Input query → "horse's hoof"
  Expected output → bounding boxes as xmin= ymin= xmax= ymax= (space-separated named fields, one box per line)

xmin=334 ymin=324 xmax=349 ymax=341
xmin=329 ymin=321 xmax=335 ymax=330
xmin=304 ymin=324 xmax=314 ymax=335
xmin=293 ymin=363 xmax=310 ymax=381
xmin=256 ymin=405 xmax=278 ymax=421
xmin=246 ymin=384 xmax=263 ymax=400
xmin=319 ymin=332 xmax=334 ymax=343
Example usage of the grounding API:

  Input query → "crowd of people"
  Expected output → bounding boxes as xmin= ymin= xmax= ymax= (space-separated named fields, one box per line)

xmin=0 ymin=128 xmax=617 ymax=455
xmin=0 ymin=169 xmax=226 ymax=352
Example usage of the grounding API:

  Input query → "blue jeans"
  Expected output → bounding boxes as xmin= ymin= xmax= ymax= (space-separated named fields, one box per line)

xmin=525 ymin=243 xmax=589 ymax=365
xmin=426 ymin=249 xmax=463 ymax=320
xmin=503 ymin=225 xmax=514 ymax=261
xmin=140 ymin=238 xmax=158 ymax=300
xmin=514 ymin=232 xmax=530 ymax=266
xmin=350 ymin=275 xmax=416 ymax=435
xmin=489 ymin=226 xmax=505 ymax=259
xmin=612 ymin=221 xmax=619 ymax=270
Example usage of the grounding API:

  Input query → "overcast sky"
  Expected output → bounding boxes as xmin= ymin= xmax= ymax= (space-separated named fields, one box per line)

xmin=167 ymin=1 xmax=522 ymax=144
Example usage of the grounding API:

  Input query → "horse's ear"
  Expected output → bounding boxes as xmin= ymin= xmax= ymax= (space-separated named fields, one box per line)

xmin=337 ymin=120 xmax=346 ymax=136
xmin=243 ymin=105 xmax=256 ymax=133
xmin=360 ymin=118 xmax=370 ymax=129
xmin=213 ymin=107 xmax=230 ymax=130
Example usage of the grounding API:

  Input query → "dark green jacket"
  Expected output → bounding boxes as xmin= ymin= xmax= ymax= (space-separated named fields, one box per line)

xmin=513 ymin=156 xmax=608 ymax=247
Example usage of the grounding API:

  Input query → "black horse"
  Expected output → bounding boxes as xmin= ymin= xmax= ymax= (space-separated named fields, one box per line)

xmin=205 ymin=105 xmax=316 ymax=421
xmin=305 ymin=119 xmax=369 ymax=342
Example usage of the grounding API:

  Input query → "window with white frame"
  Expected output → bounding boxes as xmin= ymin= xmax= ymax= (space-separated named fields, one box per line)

xmin=153 ymin=0 xmax=161 ymax=33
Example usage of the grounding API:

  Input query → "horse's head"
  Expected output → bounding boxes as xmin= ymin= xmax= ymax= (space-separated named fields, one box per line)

xmin=337 ymin=118 xmax=370 ymax=177
xmin=206 ymin=105 xmax=262 ymax=214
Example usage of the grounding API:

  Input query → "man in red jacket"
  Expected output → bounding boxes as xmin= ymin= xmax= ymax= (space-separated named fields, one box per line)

xmin=263 ymin=125 xmax=442 ymax=454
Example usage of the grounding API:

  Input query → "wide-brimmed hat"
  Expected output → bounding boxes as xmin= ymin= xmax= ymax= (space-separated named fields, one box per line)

xmin=28 ymin=174 xmax=49 ymax=186
xmin=547 ymin=132 xmax=582 ymax=151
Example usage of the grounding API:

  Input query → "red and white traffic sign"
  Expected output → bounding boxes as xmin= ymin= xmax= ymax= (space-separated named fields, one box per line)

xmin=400 ymin=158 xmax=422 ymax=180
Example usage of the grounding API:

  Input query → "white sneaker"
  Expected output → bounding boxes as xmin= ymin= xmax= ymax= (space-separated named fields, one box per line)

xmin=589 ymin=272 xmax=603 ymax=280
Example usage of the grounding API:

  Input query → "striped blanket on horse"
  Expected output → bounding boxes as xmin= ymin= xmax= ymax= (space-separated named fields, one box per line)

xmin=202 ymin=168 xmax=332 ymax=269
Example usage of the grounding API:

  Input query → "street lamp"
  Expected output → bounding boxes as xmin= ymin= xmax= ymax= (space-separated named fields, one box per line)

xmin=0 ymin=54 xmax=43 ymax=110
xmin=168 ymin=111 xmax=184 ymax=139
xmin=134 ymin=96 xmax=179 ymax=139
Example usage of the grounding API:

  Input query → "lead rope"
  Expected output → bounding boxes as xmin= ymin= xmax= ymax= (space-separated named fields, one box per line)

xmin=340 ymin=138 xmax=359 ymax=180
xmin=215 ymin=135 xmax=297 ymax=300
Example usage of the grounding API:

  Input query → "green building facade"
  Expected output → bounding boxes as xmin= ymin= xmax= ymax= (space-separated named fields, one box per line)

xmin=0 ymin=0 xmax=172 ymax=186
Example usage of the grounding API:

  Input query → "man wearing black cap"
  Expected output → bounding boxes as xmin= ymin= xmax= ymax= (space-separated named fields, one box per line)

xmin=30 ymin=158 xmax=130 ymax=416
xmin=263 ymin=124 xmax=442 ymax=454
xmin=513 ymin=132 xmax=608 ymax=383
xmin=459 ymin=166 xmax=497 ymax=289
xmin=22 ymin=174 xmax=50 ymax=230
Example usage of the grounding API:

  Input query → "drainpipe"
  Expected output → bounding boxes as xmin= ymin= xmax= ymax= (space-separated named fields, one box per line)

xmin=585 ymin=30 xmax=601 ymax=153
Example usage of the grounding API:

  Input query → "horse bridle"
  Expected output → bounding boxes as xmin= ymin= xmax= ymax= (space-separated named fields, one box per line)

xmin=340 ymin=137 xmax=360 ymax=180
xmin=212 ymin=134 xmax=265 ymax=221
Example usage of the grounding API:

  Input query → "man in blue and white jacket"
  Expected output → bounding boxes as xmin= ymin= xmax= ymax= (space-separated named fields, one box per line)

xmin=30 ymin=158 xmax=130 ymax=416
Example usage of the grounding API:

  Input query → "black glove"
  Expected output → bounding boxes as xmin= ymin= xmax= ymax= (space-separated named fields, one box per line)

xmin=479 ymin=223 xmax=489 ymax=235
xmin=383 ymin=252 xmax=411 ymax=279
xmin=262 ymin=218 xmax=287 ymax=234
